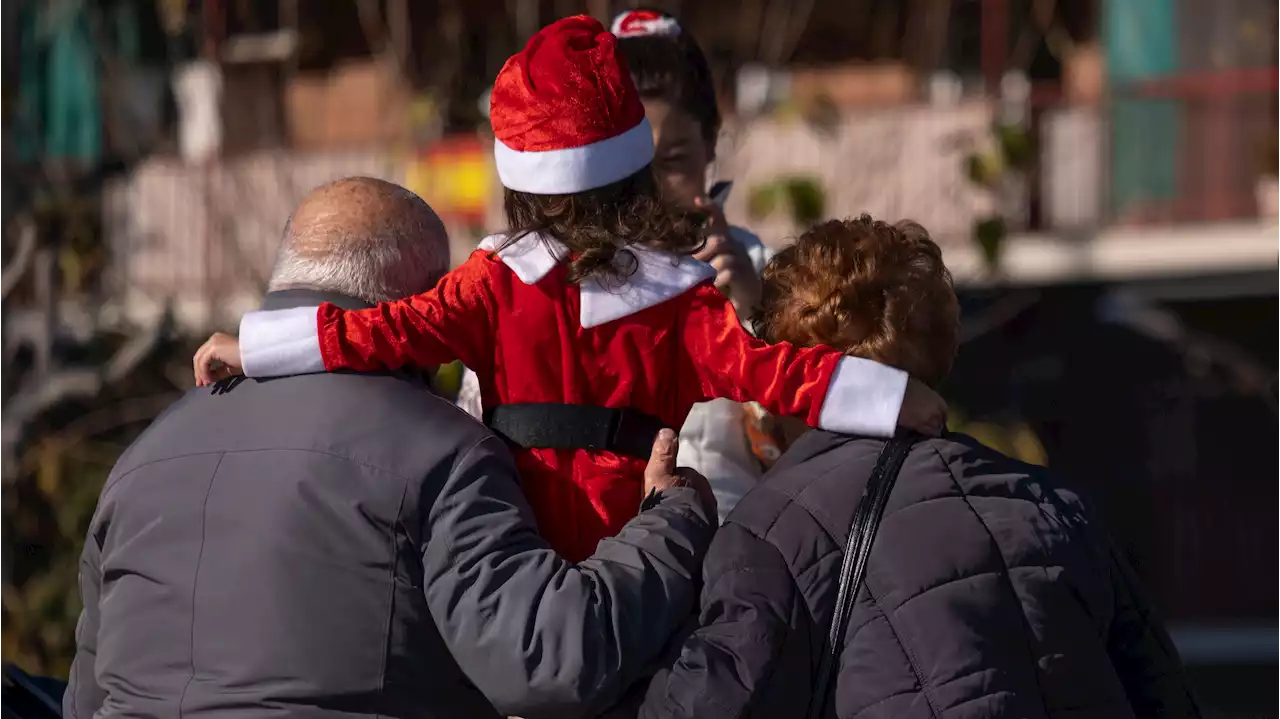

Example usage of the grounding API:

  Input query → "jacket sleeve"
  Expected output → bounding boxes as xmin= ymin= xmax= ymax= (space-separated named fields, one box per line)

xmin=637 ymin=522 xmax=806 ymax=719
xmin=239 ymin=251 xmax=496 ymax=378
xmin=679 ymin=283 xmax=908 ymax=437
xmin=64 ymin=533 xmax=107 ymax=719
xmin=1105 ymin=541 xmax=1202 ymax=718
xmin=421 ymin=435 xmax=717 ymax=719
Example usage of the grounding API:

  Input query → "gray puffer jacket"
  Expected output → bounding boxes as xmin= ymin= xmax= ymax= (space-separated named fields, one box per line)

xmin=637 ymin=431 xmax=1201 ymax=718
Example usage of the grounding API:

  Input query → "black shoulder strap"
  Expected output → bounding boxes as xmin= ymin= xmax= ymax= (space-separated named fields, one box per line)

xmin=806 ymin=434 xmax=917 ymax=719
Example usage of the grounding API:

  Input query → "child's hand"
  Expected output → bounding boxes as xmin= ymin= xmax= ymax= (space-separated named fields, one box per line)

xmin=693 ymin=197 xmax=762 ymax=314
xmin=897 ymin=378 xmax=947 ymax=436
xmin=193 ymin=332 xmax=245 ymax=387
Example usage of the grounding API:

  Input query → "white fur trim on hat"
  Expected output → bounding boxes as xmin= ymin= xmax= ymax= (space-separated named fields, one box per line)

xmin=494 ymin=117 xmax=654 ymax=194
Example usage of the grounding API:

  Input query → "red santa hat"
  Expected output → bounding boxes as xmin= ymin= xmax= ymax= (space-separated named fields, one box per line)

xmin=490 ymin=16 xmax=653 ymax=195
xmin=610 ymin=8 xmax=682 ymax=38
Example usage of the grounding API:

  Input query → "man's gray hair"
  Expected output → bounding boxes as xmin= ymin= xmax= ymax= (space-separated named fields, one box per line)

xmin=267 ymin=182 xmax=449 ymax=304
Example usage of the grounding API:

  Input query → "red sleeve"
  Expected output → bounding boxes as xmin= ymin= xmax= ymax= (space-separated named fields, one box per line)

xmin=318 ymin=251 xmax=496 ymax=373
xmin=678 ymin=284 xmax=908 ymax=437
xmin=239 ymin=251 xmax=497 ymax=379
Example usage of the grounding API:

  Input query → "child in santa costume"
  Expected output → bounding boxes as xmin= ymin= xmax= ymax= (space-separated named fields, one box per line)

xmin=193 ymin=15 xmax=946 ymax=562
xmin=457 ymin=8 xmax=783 ymax=522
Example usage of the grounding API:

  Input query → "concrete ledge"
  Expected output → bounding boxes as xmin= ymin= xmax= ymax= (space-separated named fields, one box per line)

xmin=946 ymin=222 xmax=1278 ymax=288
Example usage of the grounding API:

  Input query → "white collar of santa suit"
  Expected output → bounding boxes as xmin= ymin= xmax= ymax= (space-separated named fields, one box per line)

xmin=478 ymin=233 xmax=717 ymax=329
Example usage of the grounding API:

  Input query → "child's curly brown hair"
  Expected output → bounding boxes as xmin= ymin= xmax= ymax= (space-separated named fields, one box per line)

xmin=755 ymin=215 xmax=960 ymax=388
xmin=503 ymin=166 xmax=706 ymax=284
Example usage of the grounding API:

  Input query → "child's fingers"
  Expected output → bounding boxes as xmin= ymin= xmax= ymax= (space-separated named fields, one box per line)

xmin=193 ymin=343 xmax=207 ymax=386
xmin=193 ymin=341 xmax=217 ymax=386
xmin=693 ymin=233 xmax=728 ymax=262
xmin=693 ymin=196 xmax=731 ymax=241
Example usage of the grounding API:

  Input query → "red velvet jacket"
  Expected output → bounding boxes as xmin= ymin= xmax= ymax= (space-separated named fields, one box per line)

xmin=239 ymin=234 xmax=907 ymax=560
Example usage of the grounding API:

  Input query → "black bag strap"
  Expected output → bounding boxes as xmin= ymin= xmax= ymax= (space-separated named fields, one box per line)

xmin=485 ymin=403 xmax=666 ymax=461
xmin=806 ymin=434 xmax=918 ymax=719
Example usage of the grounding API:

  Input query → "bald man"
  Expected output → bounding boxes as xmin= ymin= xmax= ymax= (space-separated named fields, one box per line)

xmin=64 ymin=178 xmax=717 ymax=719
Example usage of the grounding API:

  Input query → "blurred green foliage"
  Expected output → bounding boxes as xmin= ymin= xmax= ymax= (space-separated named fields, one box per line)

xmin=4 ymin=440 xmax=109 ymax=675
xmin=973 ymin=216 xmax=1009 ymax=270
xmin=0 ymin=324 xmax=185 ymax=670
xmin=965 ymin=121 xmax=1035 ymax=272
xmin=2 ymin=187 xmax=184 ymax=676
xmin=2 ymin=346 xmax=186 ymax=677
xmin=747 ymin=176 xmax=827 ymax=229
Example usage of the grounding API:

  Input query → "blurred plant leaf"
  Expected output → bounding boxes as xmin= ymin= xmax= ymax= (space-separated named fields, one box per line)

xmin=783 ymin=177 xmax=826 ymax=227
xmin=995 ymin=122 xmax=1035 ymax=171
xmin=748 ymin=182 xmax=782 ymax=222
xmin=974 ymin=216 xmax=1007 ymax=271
xmin=748 ymin=176 xmax=827 ymax=228
xmin=965 ymin=151 xmax=1003 ymax=188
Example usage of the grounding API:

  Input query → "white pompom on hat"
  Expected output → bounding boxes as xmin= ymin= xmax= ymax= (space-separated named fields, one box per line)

xmin=610 ymin=8 xmax=682 ymax=38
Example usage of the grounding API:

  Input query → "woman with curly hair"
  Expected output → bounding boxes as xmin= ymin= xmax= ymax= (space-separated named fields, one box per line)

xmin=191 ymin=17 xmax=945 ymax=562
xmin=637 ymin=215 xmax=1198 ymax=719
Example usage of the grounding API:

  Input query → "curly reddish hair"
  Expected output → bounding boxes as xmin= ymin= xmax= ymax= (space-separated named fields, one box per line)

xmin=756 ymin=215 xmax=960 ymax=387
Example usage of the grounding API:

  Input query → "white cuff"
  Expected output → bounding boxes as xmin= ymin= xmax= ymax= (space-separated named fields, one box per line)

xmin=816 ymin=356 xmax=909 ymax=437
xmin=239 ymin=306 xmax=325 ymax=378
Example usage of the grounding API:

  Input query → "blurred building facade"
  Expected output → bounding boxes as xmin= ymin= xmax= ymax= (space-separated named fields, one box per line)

xmin=51 ymin=0 xmax=1270 ymax=323
xmin=4 ymin=0 xmax=1277 ymax=711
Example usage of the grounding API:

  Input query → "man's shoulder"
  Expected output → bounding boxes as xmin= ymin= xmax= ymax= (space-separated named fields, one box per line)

xmin=114 ymin=372 xmax=494 ymax=483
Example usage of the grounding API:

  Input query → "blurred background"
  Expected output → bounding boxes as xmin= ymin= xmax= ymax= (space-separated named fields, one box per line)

xmin=1 ymin=0 xmax=1276 ymax=716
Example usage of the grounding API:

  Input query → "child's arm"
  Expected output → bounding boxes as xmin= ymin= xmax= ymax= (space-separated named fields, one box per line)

xmin=679 ymin=284 xmax=944 ymax=437
xmin=239 ymin=251 xmax=497 ymax=378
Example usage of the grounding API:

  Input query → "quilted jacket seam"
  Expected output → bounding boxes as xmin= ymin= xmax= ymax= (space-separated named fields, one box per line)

xmin=863 ymin=581 xmax=942 ymax=718
xmin=931 ymin=444 xmax=1054 ymax=719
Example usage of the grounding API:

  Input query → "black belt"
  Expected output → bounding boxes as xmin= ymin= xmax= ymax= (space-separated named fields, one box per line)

xmin=484 ymin=403 xmax=666 ymax=461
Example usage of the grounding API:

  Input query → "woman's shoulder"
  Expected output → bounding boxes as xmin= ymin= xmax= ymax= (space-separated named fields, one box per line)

xmin=726 ymin=432 xmax=1087 ymax=554
xmin=719 ymin=433 xmax=884 ymax=551
xmin=929 ymin=432 xmax=1092 ymax=522
xmin=930 ymin=433 xmax=1078 ymax=492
